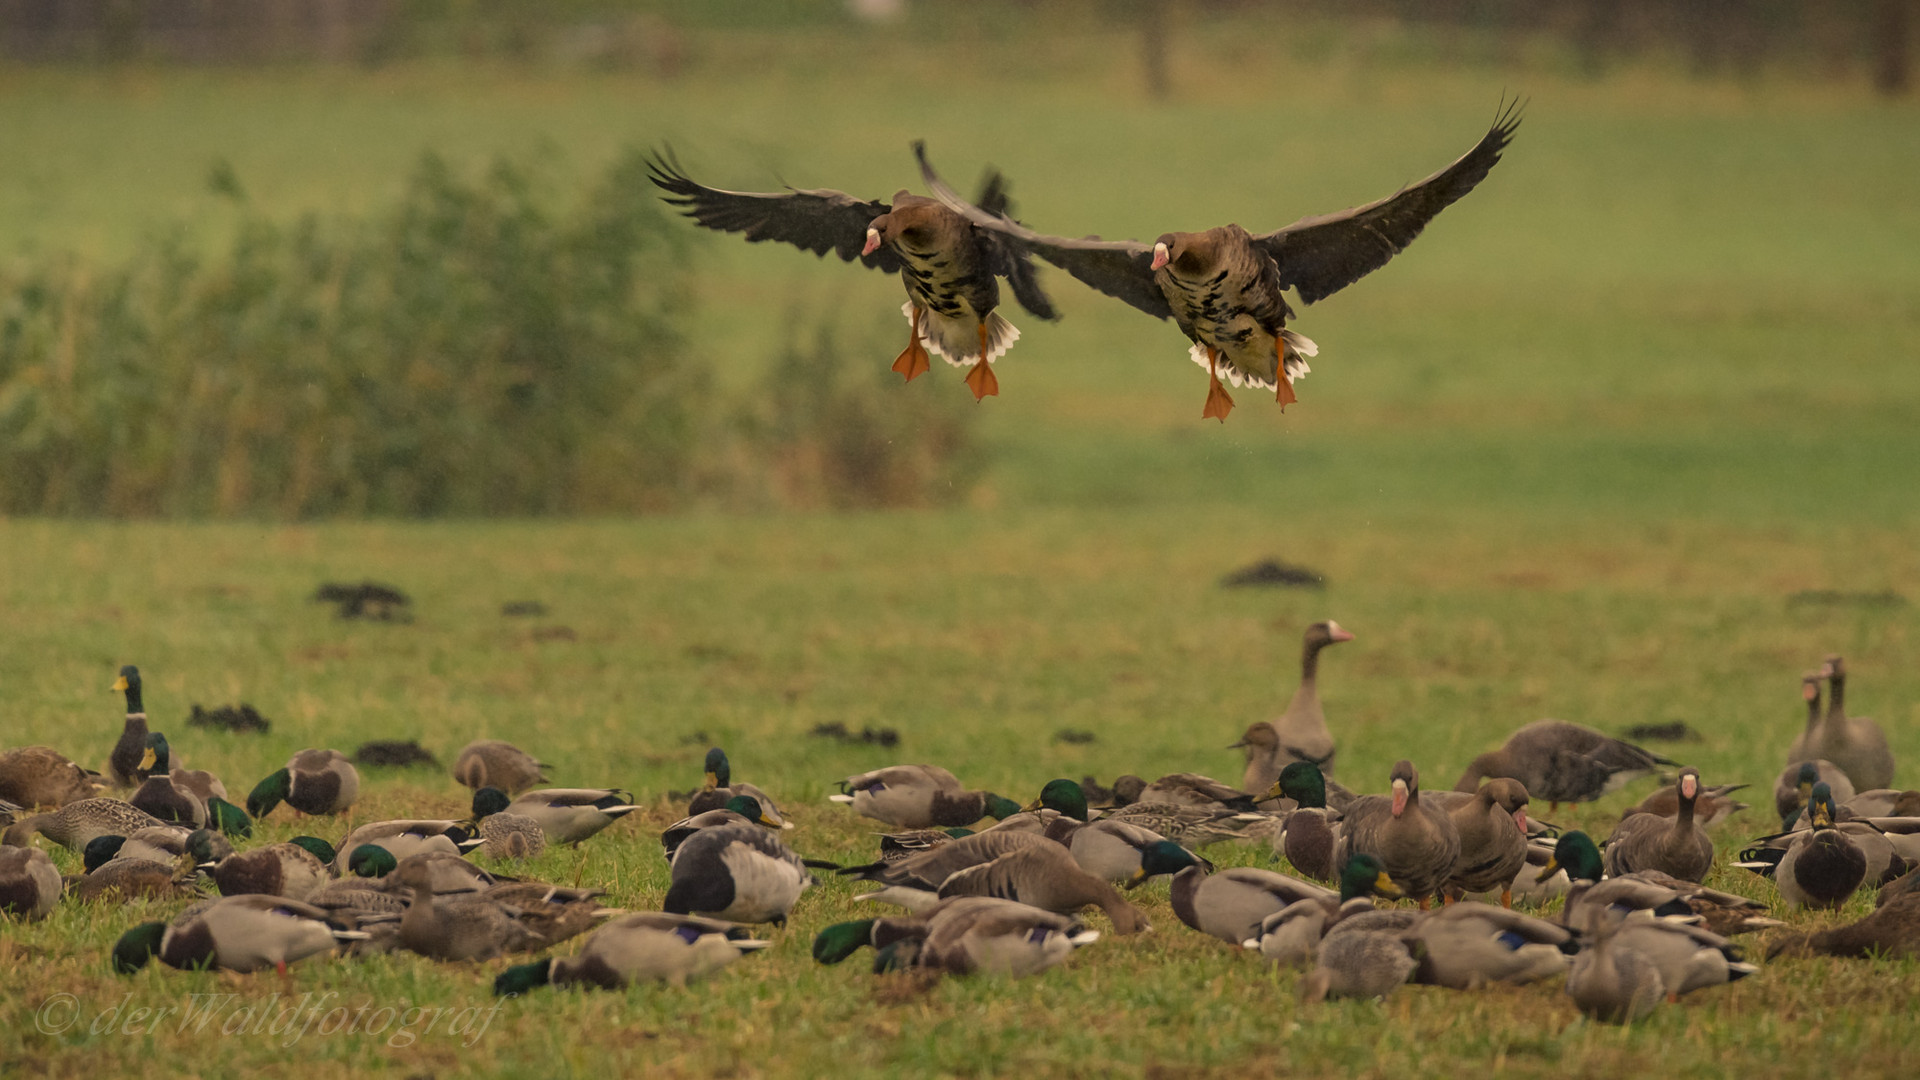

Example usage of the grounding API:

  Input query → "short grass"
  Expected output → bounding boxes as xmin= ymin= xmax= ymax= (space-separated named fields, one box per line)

xmin=4 ymin=7 xmax=1920 ymax=1079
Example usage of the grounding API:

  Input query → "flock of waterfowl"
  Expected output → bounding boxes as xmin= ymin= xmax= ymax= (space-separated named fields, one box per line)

xmin=1 ymin=638 xmax=1913 ymax=1023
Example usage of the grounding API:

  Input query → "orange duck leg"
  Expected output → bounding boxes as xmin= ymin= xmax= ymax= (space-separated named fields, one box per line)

xmin=892 ymin=307 xmax=932 ymax=382
xmin=964 ymin=322 xmax=999 ymax=400
xmin=1273 ymin=335 xmax=1298 ymax=408
xmin=1201 ymin=345 xmax=1235 ymax=422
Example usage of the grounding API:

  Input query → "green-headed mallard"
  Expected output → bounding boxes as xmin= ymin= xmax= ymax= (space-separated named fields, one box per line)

xmin=1158 ymin=841 xmax=1339 ymax=944
xmin=495 ymin=912 xmax=770 ymax=994
xmin=1337 ymin=760 xmax=1460 ymax=907
xmin=662 ymin=794 xmax=779 ymax=863
xmin=504 ymin=788 xmax=638 ymax=844
xmin=1042 ymin=815 xmax=1172 ymax=885
xmin=830 ymin=765 xmax=1021 ymax=829
xmin=329 ymin=819 xmax=480 ymax=873
xmin=1261 ymin=761 xmax=1338 ymax=881
xmin=1790 ymin=656 xmax=1894 ymax=791
xmin=688 ymin=747 xmax=791 ymax=828
xmin=1438 ymin=778 xmax=1530 ymax=906
xmin=1243 ymin=852 xmax=1403 ymax=965
xmin=247 ymin=749 xmax=359 ymax=818
xmin=106 ymin=666 xmax=150 ymax=788
xmin=2 ymin=797 xmax=164 ymax=851
xmin=453 ymin=739 xmax=549 ymax=796
xmin=112 ymin=894 xmax=366 ymax=974
xmin=1543 ymin=831 xmax=1780 ymax=936
xmin=1773 ymin=782 xmax=1868 ymax=910
xmin=128 ymin=733 xmax=215 ymax=827
xmin=1776 ymin=756 xmax=1855 ymax=829
xmin=203 ymin=838 xmax=335 ymax=902
xmin=663 ymin=823 xmax=811 ymax=925
xmin=1454 ymin=720 xmax=1673 ymax=811
xmin=1407 ymin=900 xmax=1574 ymax=989
xmin=0 ymin=746 xmax=102 ymax=808
xmin=1602 ymin=767 xmax=1714 ymax=883
xmin=0 ymin=845 xmax=63 ymax=919
xmin=347 ymin=846 xmax=497 ymax=895
xmin=815 ymin=896 xmax=1100 ymax=977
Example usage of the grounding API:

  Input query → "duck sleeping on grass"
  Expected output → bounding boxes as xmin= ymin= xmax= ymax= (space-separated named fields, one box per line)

xmin=495 ymin=913 xmax=771 ymax=994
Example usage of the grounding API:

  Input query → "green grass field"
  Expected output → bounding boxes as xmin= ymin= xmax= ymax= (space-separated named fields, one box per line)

xmin=3 ymin=9 xmax=1920 ymax=1078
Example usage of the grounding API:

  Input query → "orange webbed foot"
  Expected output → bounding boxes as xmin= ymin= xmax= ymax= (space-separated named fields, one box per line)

xmin=1201 ymin=346 xmax=1234 ymax=422
xmin=965 ymin=360 xmax=999 ymax=400
xmin=1274 ymin=335 xmax=1298 ymax=408
xmin=892 ymin=340 xmax=931 ymax=382
xmin=1501 ymin=887 xmax=1513 ymax=910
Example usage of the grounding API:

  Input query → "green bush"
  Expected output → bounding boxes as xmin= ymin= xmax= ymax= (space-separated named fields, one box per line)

xmin=0 ymin=150 xmax=705 ymax=517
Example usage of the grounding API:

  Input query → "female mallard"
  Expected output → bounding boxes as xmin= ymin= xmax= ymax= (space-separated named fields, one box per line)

xmin=662 ymin=794 xmax=780 ymax=863
xmin=1243 ymin=853 xmax=1404 ymax=965
xmin=1133 ymin=773 xmax=1261 ymax=811
xmin=1790 ymin=656 xmax=1894 ymax=791
xmin=814 ymin=896 xmax=1100 ymax=978
xmin=687 ymin=747 xmax=791 ymax=828
xmin=1439 ymin=778 xmax=1530 ymax=907
xmin=246 ymin=749 xmax=359 ymax=818
xmin=1602 ymin=768 xmax=1714 ymax=882
xmin=1336 ymin=760 xmax=1461 ymax=908
xmin=0 ymin=846 xmax=62 ymax=920
xmin=106 ymin=666 xmax=150 ymax=788
xmin=1543 ymin=831 xmax=1780 ymax=936
xmin=830 ymin=766 xmax=1021 ymax=829
xmin=1564 ymin=908 xmax=1666 ymax=1024
xmin=1773 ymin=782 xmax=1868 ymax=910
xmin=663 ymin=823 xmax=812 ymax=926
xmin=329 ymin=819 xmax=481 ymax=873
xmin=2 ymin=798 xmax=164 ymax=851
xmin=1454 ymin=720 xmax=1672 ymax=811
xmin=495 ymin=913 xmax=770 ymax=994
xmin=453 ymin=739 xmax=549 ymax=796
xmin=1299 ymin=922 xmax=1419 ymax=1003
xmin=203 ymin=838 xmax=336 ymax=902
xmin=463 ymin=787 xmax=548 ymax=861
xmin=0 ymin=746 xmax=102 ymax=808
xmin=112 ymin=895 xmax=367 ymax=975
xmin=392 ymin=858 xmax=605 ymax=962
xmin=504 ymin=788 xmax=639 ymax=845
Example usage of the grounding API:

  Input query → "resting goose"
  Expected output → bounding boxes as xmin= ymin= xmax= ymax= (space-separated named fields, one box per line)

xmin=452 ymin=740 xmax=548 ymax=796
xmin=843 ymin=830 xmax=1051 ymax=910
xmin=1454 ymin=719 xmax=1673 ymax=810
xmin=663 ymin=822 xmax=812 ymax=925
xmin=650 ymin=151 xmax=1056 ymax=401
xmin=1336 ymin=760 xmax=1461 ymax=907
xmin=1601 ymin=768 xmax=1714 ymax=882
xmin=829 ymin=765 xmax=1021 ymax=829
xmin=1767 ymin=893 xmax=1920 ymax=960
xmin=495 ymin=913 xmax=769 ymax=993
xmin=915 ymin=105 xmax=1518 ymax=421
xmin=686 ymin=747 xmax=790 ymax=828
xmin=112 ymin=895 xmax=367 ymax=975
xmin=0 ymin=746 xmax=102 ymax=808
xmin=1439 ymin=778 xmax=1530 ymax=907
xmin=1788 ymin=656 xmax=1895 ymax=791
xmin=246 ymin=749 xmax=359 ymax=818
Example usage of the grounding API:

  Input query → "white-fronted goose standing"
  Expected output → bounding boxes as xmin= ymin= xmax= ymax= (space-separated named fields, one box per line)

xmin=1453 ymin=719 xmax=1674 ymax=811
xmin=915 ymin=105 xmax=1517 ymax=421
xmin=1440 ymin=778 xmax=1530 ymax=907
xmin=650 ymin=152 xmax=1056 ymax=400
xmin=1601 ymin=768 xmax=1714 ymax=882
xmin=1268 ymin=621 xmax=1353 ymax=779
xmin=1336 ymin=760 xmax=1461 ymax=908
xmin=1787 ymin=656 xmax=1895 ymax=791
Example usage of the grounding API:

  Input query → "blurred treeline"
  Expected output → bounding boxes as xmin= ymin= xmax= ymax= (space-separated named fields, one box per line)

xmin=0 ymin=0 xmax=1909 ymax=94
xmin=0 ymin=152 xmax=980 ymax=518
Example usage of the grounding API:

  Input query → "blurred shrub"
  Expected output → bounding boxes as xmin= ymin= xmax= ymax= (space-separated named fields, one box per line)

xmin=0 ymin=150 xmax=706 ymax=517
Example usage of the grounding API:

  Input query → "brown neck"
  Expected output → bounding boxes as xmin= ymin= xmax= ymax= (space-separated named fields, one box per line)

xmin=1826 ymin=674 xmax=1846 ymax=720
xmin=1300 ymin=637 xmax=1326 ymax=685
xmin=1453 ymin=753 xmax=1500 ymax=793
xmin=1092 ymin=882 xmax=1149 ymax=935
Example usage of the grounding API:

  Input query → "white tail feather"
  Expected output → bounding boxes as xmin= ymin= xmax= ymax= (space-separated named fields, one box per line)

xmin=903 ymin=301 xmax=1018 ymax=366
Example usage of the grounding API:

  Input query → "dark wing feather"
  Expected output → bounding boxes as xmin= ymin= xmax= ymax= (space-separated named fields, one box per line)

xmin=966 ymin=167 xmax=1059 ymax=321
xmin=915 ymin=142 xmax=1167 ymax=320
xmin=647 ymin=148 xmax=902 ymax=273
xmin=1253 ymin=98 xmax=1522 ymax=305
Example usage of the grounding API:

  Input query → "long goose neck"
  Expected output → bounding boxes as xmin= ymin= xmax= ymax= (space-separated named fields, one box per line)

xmin=1673 ymin=789 xmax=1697 ymax=832
xmin=1090 ymin=880 xmax=1144 ymax=933
xmin=1826 ymin=672 xmax=1846 ymax=723
xmin=1299 ymin=637 xmax=1324 ymax=691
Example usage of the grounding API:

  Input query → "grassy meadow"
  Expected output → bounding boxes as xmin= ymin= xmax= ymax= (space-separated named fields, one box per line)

xmin=4 ymin=8 xmax=1920 ymax=1078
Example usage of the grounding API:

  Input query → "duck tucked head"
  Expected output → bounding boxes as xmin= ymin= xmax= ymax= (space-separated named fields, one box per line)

xmin=1541 ymin=830 xmax=1604 ymax=884
xmin=246 ymin=768 xmax=292 ymax=818
xmin=812 ymin=920 xmax=879 ymax=964
xmin=348 ymin=844 xmax=398 ymax=879
xmin=1029 ymin=779 xmax=1090 ymax=822
xmin=1337 ymin=852 xmax=1403 ymax=903
xmin=1128 ymin=840 xmax=1205 ymax=887
xmin=471 ymin=786 xmax=512 ymax=821
xmin=1808 ymin=782 xmax=1839 ymax=830
xmin=83 ymin=835 xmax=127 ymax=873
xmin=494 ymin=959 xmax=553 ymax=996
xmin=703 ymin=748 xmax=731 ymax=789
xmin=111 ymin=922 xmax=166 ymax=974
xmin=1272 ymin=762 xmax=1328 ymax=809
xmin=290 ymin=836 xmax=337 ymax=863
xmin=207 ymin=797 xmax=252 ymax=838
xmin=983 ymin=793 xmax=1024 ymax=821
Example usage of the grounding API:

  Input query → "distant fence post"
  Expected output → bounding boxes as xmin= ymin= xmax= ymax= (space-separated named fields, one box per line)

xmin=1876 ymin=0 xmax=1912 ymax=95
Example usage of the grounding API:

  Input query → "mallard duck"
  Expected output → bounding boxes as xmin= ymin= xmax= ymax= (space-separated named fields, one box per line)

xmin=495 ymin=913 xmax=770 ymax=994
xmin=1038 ymin=814 xmax=1172 ymax=884
xmin=843 ymin=830 xmax=1052 ymax=911
xmin=462 ymin=787 xmax=549 ymax=861
xmin=106 ymin=666 xmax=150 ymax=788
xmin=0 ymin=746 xmax=102 ymax=808
xmin=651 ymin=151 xmax=1057 ymax=402
xmin=2 ymin=797 xmax=164 ymax=851
xmin=330 ymin=819 xmax=480 ymax=873
xmin=662 ymin=794 xmax=779 ymax=863
xmin=1434 ymin=778 xmax=1530 ymax=907
xmin=203 ymin=838 xmax=336 ymax=902
xmin=1454 ymin=720 xmax=1673 ymax=811
xmin=452 ymin=739 xmax=549 ymax=796
xmin=1156 ymin=841 xmax=1341 ymax=944
xmin=1602 ymin=768 xmax=1714 ymax=882
xmin=71 ymin=853 xmax=202 ymax=903
xmin=1839 ymin=788 xmax=1920 ymax=820
xmin=1134 ymin=773 xmax=1261 ymax=811
xmin=1243 ymin=853 xmax=1403 ymax=965
xmin=0 ymin=846 xmax=62 ymax=919
xmin=1259 ymin=761 xmax=1339 ymax=881
xmin=1623 ymin=780 xmax=1749 ymax=829
xmin=85 ymin=825 xmax=232 ymax=868
xmin=392 ymin=858 xmax=605 ymax=962
xmin=1408 ymin=901 xmax=1574 ymax=989
xmin=1790 ymin=656 xmax=1894 ymax=791
xmin=347 ymin=847 xmax=498 ymax=895
xmin=877 ymin=827 xmax=975 ymax=864
xmin=246 ymin=749 xmax=359 ymax=818
xmin=932 ymin=837 xmax=1152 ymax=934
xmin=504 ymin=788 xmax=639 ymax=844
xmin=1097 ymin=799 xmax=1264 ymax=849
xmin=1772 ymin=782 xmax=1868 ymax=909
xmin=1767 ymin=893 xmax=1920 ymax=960
xmin=112 ymin=894 xmax=366 ymax=974
xmin=663 ymin=822 xmax=811 ymax=925
xmin=916 ymin=105 xmax=1517 ymax=421
xmin=128 ymin=733 xmax=214 ymax=827
xmin=1337 ymin=760 xmax=1461 ymax=907
xmin=1777 ymin=675 xmax=1858 ymax=825
xmin=687 ymin=747 xmax=791 ymax=828
xmin=814 ymin=896 xmax=1100 ymax=977
xmin=1564 ymin=908 xmax=1667 ymax=1024
xmin=1299 ymin=922 xmax=1419 ymax=1003
xmin=1600 ymin=910 xmax=1755 ymax=1002
xmin=1543 ymin=831 xmax=1780 ymax=936
xmin=829 ymin=766 xmax=1021 ymax=829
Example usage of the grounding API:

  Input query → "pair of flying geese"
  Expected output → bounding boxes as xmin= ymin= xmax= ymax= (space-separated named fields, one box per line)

xmin=648 ymin=101 xmax=1520 ymax=421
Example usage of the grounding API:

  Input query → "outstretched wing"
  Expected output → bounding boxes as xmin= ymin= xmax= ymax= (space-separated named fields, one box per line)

xmin=963 ymin=167 xmax=1059 ymax=322
xmin=647 ymin=148 xmax=902 ymax=272
xmin=915 ymin=142 xmax=1169 ymax=321
xmin=1254 ymin=98 xmax=1522 ymax=305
